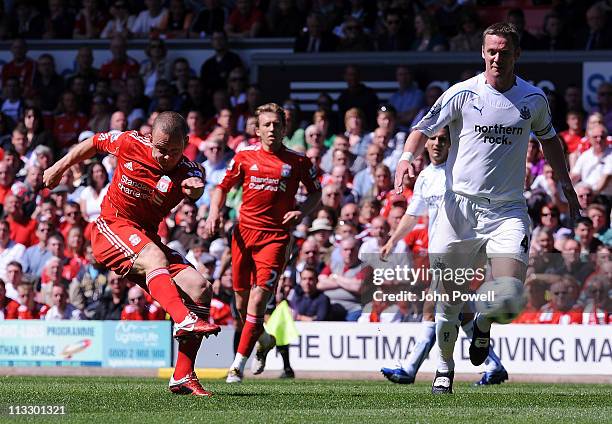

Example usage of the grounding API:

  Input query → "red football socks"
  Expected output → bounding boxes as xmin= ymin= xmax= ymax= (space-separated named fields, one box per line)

xmin=174 ymin=337 xmax=202 ymax=380
xmin=237 ymin=314 xmax=265 ymax=357
xmin=146 ymin=268 xmax=189 ymax=323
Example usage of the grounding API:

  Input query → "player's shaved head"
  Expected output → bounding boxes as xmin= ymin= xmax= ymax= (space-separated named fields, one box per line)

xmin=152 ymin=111 xmax=188 ymax=139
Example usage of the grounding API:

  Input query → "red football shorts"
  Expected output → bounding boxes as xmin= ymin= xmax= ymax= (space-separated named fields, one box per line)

xmin=231 ymin=225 xmax=290 ymax=292
xmin=91 ymin=216 xmax=191 ymax=286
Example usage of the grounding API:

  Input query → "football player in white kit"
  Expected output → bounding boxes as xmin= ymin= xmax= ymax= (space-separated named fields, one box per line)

xmin=380 ymin=127 xmax=508 ymax=386
xmin=394 ymin=23 xmax=580 ymax=394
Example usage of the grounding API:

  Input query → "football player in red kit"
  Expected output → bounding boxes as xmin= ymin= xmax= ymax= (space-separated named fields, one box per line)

xmin=206 ymin=103 xmax=321 ymax=383
xmin=43 ymin=112 xmax=220 ymax=397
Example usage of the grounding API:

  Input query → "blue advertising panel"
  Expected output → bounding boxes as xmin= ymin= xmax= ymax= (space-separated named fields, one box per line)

xmin=0 ymin=321 xmax=172 ymax=368
xmin=102 ymin=321 xmax=171 ymax=367
xmin=0 ymin=321 xmax=103 ymax=366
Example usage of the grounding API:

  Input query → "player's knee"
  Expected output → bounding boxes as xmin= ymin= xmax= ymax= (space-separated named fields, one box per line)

xmin=138 ymin=244 xmax=169 ymax=272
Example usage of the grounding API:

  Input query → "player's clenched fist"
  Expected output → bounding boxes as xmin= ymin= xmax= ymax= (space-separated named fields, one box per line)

xmin=181 ymin=177 xmax=205 ymax=199
xmin=43 ymin=164 xmax=64 ymax=189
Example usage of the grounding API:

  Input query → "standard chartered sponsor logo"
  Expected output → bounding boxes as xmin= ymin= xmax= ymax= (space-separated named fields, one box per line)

xmin=248 ymin=175 xmax=285 ymax=192
xmin=474 ymin=123 xmax=524 ymax=145
xmin=118 ymin=175 xmax=153 ymax=198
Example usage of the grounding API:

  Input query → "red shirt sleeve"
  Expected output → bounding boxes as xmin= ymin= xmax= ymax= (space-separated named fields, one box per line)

xmin=320 ymin=265 xmax=331 ymax=276
xmin=92 ymin=131 xmax=126 ymax=156
xmin=217 ymin=154 xmax=244 ymax=193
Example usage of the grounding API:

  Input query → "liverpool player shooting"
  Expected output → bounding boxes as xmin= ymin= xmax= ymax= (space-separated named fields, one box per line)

xmin=205 ymin=103 xmax=321 ymax=383
xmin=43 ymin=112 xmax=220 ymax=397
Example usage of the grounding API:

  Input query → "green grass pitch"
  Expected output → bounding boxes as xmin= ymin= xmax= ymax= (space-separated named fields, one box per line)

xmin=1 ymin=377 xmax=610 ymax=423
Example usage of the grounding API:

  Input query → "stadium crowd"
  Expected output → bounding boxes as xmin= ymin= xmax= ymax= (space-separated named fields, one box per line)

xmin=0 ymin=0 xmax=610 ymax=326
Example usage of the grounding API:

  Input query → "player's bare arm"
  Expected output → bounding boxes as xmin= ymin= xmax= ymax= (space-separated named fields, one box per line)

xmin=43 ymin=136 xmax=97 ymax=189
xmin=539 ymin=135 xmax=581 ymax=223
xmin=380 ymin=214 xmax=419 ymax=261
xmin=204 ymin=187 xmax=227 ymax=237
xmin=395 ymin=130 xmax=428 ymax=193
xmin=282 ymin=189 xmax=322 ymax=225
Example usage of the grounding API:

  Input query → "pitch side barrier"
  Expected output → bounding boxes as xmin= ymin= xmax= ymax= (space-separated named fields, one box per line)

xmin=0 ymin=321 xmax=171 ymax=367
xmin=190 ymin=323 xmax=611 ymax=375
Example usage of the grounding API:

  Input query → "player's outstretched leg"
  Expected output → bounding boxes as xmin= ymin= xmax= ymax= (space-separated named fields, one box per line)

xmin=134 ymin=244 xmax=220 ymax=339
xmin=169 ymin=267 xmax=217 ymax=397
xmin=461 ymin=320 xmax=508 ymax=385
xmin=381 ymin=298 xmax=436 ymax=384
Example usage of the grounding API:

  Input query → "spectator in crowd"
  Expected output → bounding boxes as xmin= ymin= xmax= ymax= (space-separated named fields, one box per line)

xmin=39 ymin=255 xmax=72 ymax=305
xmin=92 ymin=271 xmax=127 ymax=320
xmin=141 ymin=39 xmax=172 ymax=98
xmin=539 ymin=12 xmax=572 ymax=51
xmin=88 ymin=96 xmax=111 ymax=133
xmin=571 ymin=123 xmax=611 ymax=196
xmin=43 ymin=0 xmax=75 ymax=39
xmin=449 ymin=9 xmax=481 ymax=52
xmin=294 ymin=12 xmax=338 ymax=53
xmin=79 ymin=162 xmax=109 ymax=223
xmin=537 ymin=277 xmax=584 ymax=324
xmin=21 ymin=219 xmax=54 ymax=278
xmin=66 ymin=47 xmax=98 ymax=94
xmin=3 ymin=193 xmax=36 ymax=246
xmin=337 ymin=16 xmax=374 ymax=52
xmin=183 ymin=110 xmax=206 ymax=160
xmin=6 ymin=1 xmax=44 ymax=39
xmin=289 ymin=265 xmax=330 ymax=321
xmin=172 ymin=58 xmax=191 ymax=97
xmin=267 ymin=0 xmax=302 ymax=37
xmin=100 ymin=0 xmax=135 ymax=39
xmin=100 ymin=36 xmax=140 ymax=83
xmin=4 ymin=261 xmax=23 ymax=301
xmin=59 ymin=201 xmax=90 ymax=241
xmin=575 ymin=217 xmax=604 ymax=260
xmin=353 ymin=144 xmax=383 ymax=199
xmin=1 ymin=77 xmax=23 ymax=125
xmin=0 ymin=219 xmax=25 ymax=283
xmin=0 ymin=279 xmax=19 ymax=319
xmin=337 ymin=65 xmax=379 ymax=131
xmin=73 ymin=0 xmax=108 ymax=39
xmin=45 ymin=282 xmax=84 ymax=320
xmin=308 ymin=217 xmax=334 ymax=262
xmin=593 ymin=82 xmax=612 ymax=131
xmin=575 ymin=182 xmax=595 ymax=210
xmin=1 ymin=39 xmax=35 ymax=91
xmin=506 ymin=8 xmax=541 ymax=50
xmin=411 ymin=12 xmax=447 ymax=52
xmin=190 ymin=0 xmax=226 ymax=38
xmin=131 ymin=0 xmax=168 ymax=38
xmin=161 ymin=0 xmax=194 ymax=39
xmin=200 ymin=135 xmax=230 ymax=207
xmin=170 ymin=201 xmax=199 ymax=252
xmin=22 ymin=107 xmax=53 ymax=154
xmin=530 ymin=163 xmax=569 ymax=213
xmin=342 ymin=107 xmax=365 ymax=155
xmin=581 ymin=275 xmax=610 ymax=324
xmin=389 ymin=66 xmax=424 ymax=132
xmin=376 ymin=8 xmax=410 ymax=51
xmin=560 ymin=110 xmax=585 ymax=155
xmin=225 ymin=0 xmax=264 ymax=38
xmin=235 ymin=84 xmax=263 ymax=132
xmin=574 ymin=4 xmax=612 ymax=50
xmin=0 ymin=161 xmax=13 ymax=204
xmin=31 ymin=54 xmax=65 ymax=114
xmin=69 ymin=244 xmax=106 ymax=315
xmin=121 ymin=285 xmax=165 ymax=320
xmin=6 ymin=282 xmax=49 ymax=319
xmin=318 ymin=236 xmax=368 ymax=321
xmin=586 ymin=204 xmax=609 ymax=241
xmin=53 ymin=91 xmax=89 ymax=152
xmin=529 ymin=228 xmax=564 ymax=274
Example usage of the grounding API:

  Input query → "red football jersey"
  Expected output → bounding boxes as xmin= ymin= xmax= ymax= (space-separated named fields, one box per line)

xmin=54 ymin=113 xmax=89 ymax=149
xmin=93 ymin=131 xmax=203 ymax=234
xmin=217 ymin=144 xmax=320 ymax=232
xmin=120 ymin=303 xmax=165 ymax=320
xmin=1 ymin=59 xmax=36 ymax=88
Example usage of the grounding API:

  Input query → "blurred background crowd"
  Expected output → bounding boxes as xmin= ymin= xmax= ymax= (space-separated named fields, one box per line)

xmin=0 ymin=0 xmax=609 ymax=325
